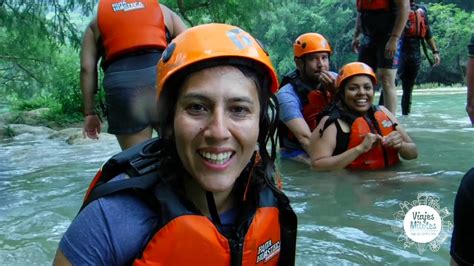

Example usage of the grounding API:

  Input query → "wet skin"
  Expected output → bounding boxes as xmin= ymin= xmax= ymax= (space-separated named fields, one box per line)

xmin=173 ymin=65 xmax=261 ymax=194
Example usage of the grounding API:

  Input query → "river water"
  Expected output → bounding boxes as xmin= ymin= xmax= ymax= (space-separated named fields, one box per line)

xmin=0 ymin=89 xmax=472 ymax=265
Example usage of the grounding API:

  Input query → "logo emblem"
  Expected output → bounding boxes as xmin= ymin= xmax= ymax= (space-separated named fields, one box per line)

xmin=392 ymin=193 xmax=452 ymax=255
xmin=256 ymin=239 xmax=280 ymax=263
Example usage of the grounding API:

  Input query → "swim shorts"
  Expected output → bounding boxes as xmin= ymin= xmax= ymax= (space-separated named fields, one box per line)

xmin=103 ymin=52 xmax=162 ymax=135
xmin=358 ymin=35 xmax=401 ymax=70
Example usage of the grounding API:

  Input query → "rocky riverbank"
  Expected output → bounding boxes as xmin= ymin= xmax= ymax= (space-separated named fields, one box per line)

xmin=0 ymin=108 xmax=115 ymax=144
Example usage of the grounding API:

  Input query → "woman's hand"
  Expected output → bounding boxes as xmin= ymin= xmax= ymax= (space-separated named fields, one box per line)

xmin=382 ymin=131 xmax=403 ymax=150
xmin=356 ymin=133 xmax=382 ymax=153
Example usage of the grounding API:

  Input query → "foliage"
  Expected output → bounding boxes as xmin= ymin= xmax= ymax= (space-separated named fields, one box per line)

xmin=0 ymin=0 xmax=473 ymax=128
xmin=417 ymin=3 xmax=474 ymax=84
xmin=253 ymin=0 xmax=356 ymax=78
xmin=1 ymin=1 xmax=87 ymax=124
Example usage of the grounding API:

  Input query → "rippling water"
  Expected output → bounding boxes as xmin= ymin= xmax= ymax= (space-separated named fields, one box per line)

xmin=0 ymin=89 xmax=472 ymax=265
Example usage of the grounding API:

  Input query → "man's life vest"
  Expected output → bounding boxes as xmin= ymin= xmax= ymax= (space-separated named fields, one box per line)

xmin=278 ymin=70 xmax=333 ymax=151
xmin=318 ymin=104 xmax=400 ymax=170
xmin=97 ymin=0 xmax=167 ymax=62
xmin=405 ymin=5 xmax=428 ymax=38
xmin=81 ymin=138 xmax=297 ymax=266
xmin=356 ymin=0 xmax=391 ymax=12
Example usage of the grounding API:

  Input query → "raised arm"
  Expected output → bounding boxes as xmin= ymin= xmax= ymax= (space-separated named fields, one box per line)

xmin=160 ymin=4 xmax=187 ymax=38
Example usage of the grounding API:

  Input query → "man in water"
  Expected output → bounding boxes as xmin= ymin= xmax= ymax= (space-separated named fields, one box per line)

xmin=466 ymin=34 xmax=474 ymax=126
xmin=277 ymin=33 xmax=337 ymax=165
xmin=398 ymin=0 xmax=440 ymax=115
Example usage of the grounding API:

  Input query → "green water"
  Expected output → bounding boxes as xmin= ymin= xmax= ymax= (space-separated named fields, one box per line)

xmin=0 ymin=89 xmax=472 ymax=265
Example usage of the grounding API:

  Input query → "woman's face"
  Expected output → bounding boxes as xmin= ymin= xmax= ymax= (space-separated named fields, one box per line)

xmin=173 ymin=65 xmax=261 ymax=193
xmin=343 ymin=75 xmax=374 ymax=115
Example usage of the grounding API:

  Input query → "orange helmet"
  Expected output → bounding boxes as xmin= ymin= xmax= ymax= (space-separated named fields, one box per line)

xmin=335 ymin=62 xmax=377 ymax=89
xmin=157 ymin=23 xmax=279 ymax=96
xmin=293 ymin=33 xmax=332 ymax=58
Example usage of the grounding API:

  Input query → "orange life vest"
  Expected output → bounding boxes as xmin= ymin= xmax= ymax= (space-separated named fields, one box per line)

xmin=304 ymin=89 xmax=333 ymax=131
xmin=134 ymin=187 xmax=282 ymax=265
xmin=97 ymin=0 xmax=167 ymax=62
xmin=405 ymin=5 xmax=428 ymax=38
xmin=317 ymin=104 xmax=400 ymax=170
xmin=357 ymin=0 xmax=391 ymax=12
xmin=278 ymin=70 xmax=334 ymax=151
xmin=81 ymin=138 xmax=297 ymax=266
xmin=347 ymin=108 xmax=400 ymax=170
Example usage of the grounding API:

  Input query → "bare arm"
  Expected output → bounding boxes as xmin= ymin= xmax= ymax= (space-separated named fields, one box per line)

xmin=80 ymin=18 xmax=102 ymax=139
xmin=52 ymin=249 xmax=72 ymax=266
xmin=309 ymin=117 xmax=381 ymax=171
xmin=352 ymin=12 xmax=362 ymax=53
xmin=285 ymin=118 xmax=312 ymax=154
xmin=426 ymin=37 xmax=441 ymax=66
xmin=80 ymin=19 xmax=99 ymax=116
xmin=385 ymin=0 xmax=410 ymax=58
xmin=160 ymin=4 xmax=187 ymax=38
xmin=380 ymin=106 xmax=418 ymax=160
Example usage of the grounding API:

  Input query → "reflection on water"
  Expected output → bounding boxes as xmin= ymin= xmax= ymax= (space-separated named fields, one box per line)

xmin=0 ymin=90 xmax=472 ymax=265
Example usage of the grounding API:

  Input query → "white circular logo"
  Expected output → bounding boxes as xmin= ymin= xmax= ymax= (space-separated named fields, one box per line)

xmin=403 ymin=205 xmax=442 ymax=243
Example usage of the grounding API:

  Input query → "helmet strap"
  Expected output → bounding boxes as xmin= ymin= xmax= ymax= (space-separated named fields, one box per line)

xmin=206 ymin=191 xmax=222 ymax=228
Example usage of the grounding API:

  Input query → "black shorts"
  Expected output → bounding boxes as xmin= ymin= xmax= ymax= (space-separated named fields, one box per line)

xmin=103 ymin=52 xmax=162 ymax=135
xmin=358 ymin=35 xmax=401 ymax=70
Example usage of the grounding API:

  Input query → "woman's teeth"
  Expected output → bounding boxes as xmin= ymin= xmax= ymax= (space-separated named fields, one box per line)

xmin=200 ymin=151 xmax=232 ymax=165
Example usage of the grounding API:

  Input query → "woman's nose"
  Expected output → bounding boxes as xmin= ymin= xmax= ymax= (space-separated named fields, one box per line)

xmin=204 ymin=109 xmax=231 ymax=141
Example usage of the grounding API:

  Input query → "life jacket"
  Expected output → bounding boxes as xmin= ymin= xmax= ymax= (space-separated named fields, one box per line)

xmin=318 ymin=104 xmax=400 ymax=170
xmin=97 ymin=0 xmax=167 ymax=63
xmin=356 ymin=0 xmax=391 ymax=12
xmin=278 ymin=69 xmax=333 ymax=151
xmin=405 ymin=4 xmax=428 ymax=38
xmin=81 ymin=138 xmax=297 ymax=266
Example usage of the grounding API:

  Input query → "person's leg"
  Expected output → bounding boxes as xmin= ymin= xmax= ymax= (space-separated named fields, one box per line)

xmin=376 ymin=36 xmax=401 ymax=114
xmin=116 ymin=126 xmax=153 ymax=150
xmin=399 ymin=52 xmax=421 ymax=115
xmin=377 ymin=68 xmax=398 ymax=113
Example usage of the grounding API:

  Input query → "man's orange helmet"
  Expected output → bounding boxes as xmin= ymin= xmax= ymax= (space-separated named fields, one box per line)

xmin=293 ymin=33 xmax=332 ymax=58
xmin=335 ymin=62 xmax=377 ymax=89
xmin=157 ymin=23 xmax=279 ymax=96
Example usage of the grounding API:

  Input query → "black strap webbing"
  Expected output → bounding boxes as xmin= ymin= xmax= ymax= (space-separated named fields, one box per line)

xmin=80 ymin=172 xmax=160 ymax=212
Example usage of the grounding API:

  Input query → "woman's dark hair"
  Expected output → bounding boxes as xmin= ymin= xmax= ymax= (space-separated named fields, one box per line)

xmin=156 ymin=59 xmax=279 ymax=197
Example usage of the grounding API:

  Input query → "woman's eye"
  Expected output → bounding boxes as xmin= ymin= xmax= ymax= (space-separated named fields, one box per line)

xmin=230 ymin=106 xmax=250 ymax=116
xmin=187 ymin=103 xmax=206 ymax=114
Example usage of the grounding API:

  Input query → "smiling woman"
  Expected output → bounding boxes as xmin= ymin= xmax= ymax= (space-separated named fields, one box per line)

xmin=52 ymin=23 xmax=297 ymax=265
xmin=309 ymin=62 xmax=418 ymax=171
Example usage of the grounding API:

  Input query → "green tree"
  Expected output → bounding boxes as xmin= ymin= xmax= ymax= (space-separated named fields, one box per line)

xmin=418 ymin=3 xmax=474 ymax=84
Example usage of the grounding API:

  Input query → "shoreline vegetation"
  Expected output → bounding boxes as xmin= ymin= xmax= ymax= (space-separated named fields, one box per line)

xmin=0 ymin=85 xmax=467 ymax=140
xmin=1 ymin=1 xmax=471 ymax=142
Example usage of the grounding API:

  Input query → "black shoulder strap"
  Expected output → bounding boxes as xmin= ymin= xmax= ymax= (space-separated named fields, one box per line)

xmin=80 ymin=171 xmax=161 ymax=212
xmin=80 ymin=138 xmax=164 ymax=212
xmin=279 ymin=69 xmax=299 ymax=88
xmin=100 ymin=138 xmax=163 ymax=183
xmin=318 ymin=103 xmax=358 ymax=137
